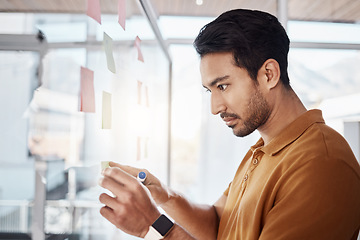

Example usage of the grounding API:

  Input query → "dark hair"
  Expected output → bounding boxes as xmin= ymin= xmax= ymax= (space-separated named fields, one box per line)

xmin=194 ymin=9 xmax=290 ymax=87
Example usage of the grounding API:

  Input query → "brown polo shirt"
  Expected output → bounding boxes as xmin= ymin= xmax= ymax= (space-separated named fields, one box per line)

xmin=218 ymin=109 xmax=360 ymax=240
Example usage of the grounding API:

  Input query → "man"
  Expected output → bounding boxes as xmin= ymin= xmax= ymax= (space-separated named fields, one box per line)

xmin=99 ymin=9 xmax=360 ymax=240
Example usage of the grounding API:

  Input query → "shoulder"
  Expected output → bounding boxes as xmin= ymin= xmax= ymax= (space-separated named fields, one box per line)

xmin=288 ymin=121 xmax=360 ymax=179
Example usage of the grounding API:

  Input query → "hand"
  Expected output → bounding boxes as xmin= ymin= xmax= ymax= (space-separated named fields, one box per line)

xmin=108 ymin=162 xmax=172 ymax=206
xmin=99 ymin=166 xmax=161 ymax=237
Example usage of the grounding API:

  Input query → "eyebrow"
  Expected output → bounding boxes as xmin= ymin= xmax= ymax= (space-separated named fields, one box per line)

xmin=203 ymin=75 xmax=230 ymax=89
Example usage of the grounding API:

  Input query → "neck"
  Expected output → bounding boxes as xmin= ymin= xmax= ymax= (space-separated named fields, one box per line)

xmin=258 ymin=87 xmax=307 ymax=145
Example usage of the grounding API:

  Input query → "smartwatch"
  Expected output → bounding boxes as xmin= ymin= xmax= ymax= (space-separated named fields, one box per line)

xmin=144 ymin=214 xmax=174 ymax=240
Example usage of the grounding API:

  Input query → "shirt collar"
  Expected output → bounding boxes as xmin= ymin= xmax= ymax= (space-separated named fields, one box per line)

xmin=251 ymin=109 xmax=325 ymax=156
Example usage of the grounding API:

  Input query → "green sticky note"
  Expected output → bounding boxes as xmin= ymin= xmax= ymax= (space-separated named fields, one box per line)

xmin=103 ymin=32 xmax=116 ymax=73
xmin=101 ymin=161 xmax=110 ymax=171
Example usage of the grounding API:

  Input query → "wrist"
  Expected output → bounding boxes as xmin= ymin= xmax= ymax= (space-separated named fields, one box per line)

xmin=143 ymin=214 xmax=174 ymax=240
xmin=159 ymin=189 xmax=180 ymax=209
xmin=155 ymin=182 xmax=174 ymax=207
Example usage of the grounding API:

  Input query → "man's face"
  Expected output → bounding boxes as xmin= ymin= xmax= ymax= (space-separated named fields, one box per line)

xmin=200 ymin=52 xmax=271 ymax=137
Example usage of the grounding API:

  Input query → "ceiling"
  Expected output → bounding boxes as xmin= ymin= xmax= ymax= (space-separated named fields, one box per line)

xmin=0 ymin=0 xmax=360 ymax=23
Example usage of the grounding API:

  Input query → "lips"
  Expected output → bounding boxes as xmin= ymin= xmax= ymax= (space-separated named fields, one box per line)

xmin=222 ymin=116 xmax=238 ymax=126
xmin=221 ymin=113 xmax=240 ymax=127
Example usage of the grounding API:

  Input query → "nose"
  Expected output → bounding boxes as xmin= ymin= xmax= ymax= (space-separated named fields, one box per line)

xmin=210 ymin=92 xmax=226 ymax=115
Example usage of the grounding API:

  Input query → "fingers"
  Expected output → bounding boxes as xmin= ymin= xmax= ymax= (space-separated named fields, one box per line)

xmin=109 ymin=162 xmax=143 ymax=177
xmin=99 ymin=192 xmax=138 ymax=216
xmin=103 ymin=166 xmax=139 ymax=188
xmin=101 ymin=163 xmax=167 ymax=205
xmin=98 ymin=167 xmax=161 ymax=237
xmin=108 ymin=162 xmax=152 ymax=185
xmin=99 ymin=176 xmax=123 ymax=198
xmin=99 ymin=205 xmax=123 ymax=230
xmin=100 ymin=170 xmax=142 ymax=200
xmin=99 ymin=193 xmax=118 ymax=211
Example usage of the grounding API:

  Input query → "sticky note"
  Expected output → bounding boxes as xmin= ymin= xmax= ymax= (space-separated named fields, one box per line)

xmin=144 ymin=86 xmax=149 ymax=107
xmin=87 ymin=0 xmax=101 ymax=24
xmin=118 ymin=0 xmax=126 ymax=30
xmin=144 ymin=137 xmax=148 ymax=158
xmin=102 ymin=91 xmax=112 ymax=129
xmin=103 ymin=32 xmax=116 ymax=73
xmin=101 ymin=161 xmax=110 ymax=171
xmin=137 ymin=80 xmax=143 ymax=105
xmin=80 ymin=66 xmax=95 ymax=113
xmin=134 ymin=36 xmax=144 ymax=62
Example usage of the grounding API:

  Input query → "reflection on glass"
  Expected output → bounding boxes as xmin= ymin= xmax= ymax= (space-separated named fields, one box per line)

xmin=288 ymin=21 xmax=360 ymax=44
xmin=289 ymin=49 xmax=360 ymax=107
xmin=0 ymin=9 xmax=170 ymax=240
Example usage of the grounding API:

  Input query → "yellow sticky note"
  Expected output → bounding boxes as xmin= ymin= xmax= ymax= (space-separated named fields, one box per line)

xmin=101 ymin=161 xmax=110 ymax=171
xmin=102 ymin=91 xmax=112 ymax=129
xmin=103 ymin=32 xmax=116 ymax=73
xmin=144 ymin=86 xmax=149 ymax=107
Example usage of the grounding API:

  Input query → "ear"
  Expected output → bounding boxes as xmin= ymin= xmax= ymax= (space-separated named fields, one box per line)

xmin=258 ymin=59 xmax=281 ymax=90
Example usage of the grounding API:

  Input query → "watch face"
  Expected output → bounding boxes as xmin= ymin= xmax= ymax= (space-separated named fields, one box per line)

xmin=152 ymin=215 xmax=174 ymax=236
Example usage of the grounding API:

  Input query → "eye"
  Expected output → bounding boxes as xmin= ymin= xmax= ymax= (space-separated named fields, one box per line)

xmin=217 ymin=84 xmax=228 ymax=91
xmin=203 ymin=87 xmax=211 ymax=93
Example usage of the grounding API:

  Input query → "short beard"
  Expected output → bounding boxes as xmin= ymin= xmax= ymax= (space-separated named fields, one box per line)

xmin=233 ymin=88 xmax=271 ymax=137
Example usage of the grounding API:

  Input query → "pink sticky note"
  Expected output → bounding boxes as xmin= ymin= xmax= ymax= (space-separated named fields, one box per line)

xmin=87 ymin=0 xmax=101 ymax=24
xmin=134 ymin=36 xmax=144 ymax=62
xmin=137 ymin=80 xmax=143 ymax=105
xmin=118 ymin=0 xmax=126 ymax=30
xmin=80 ymin=67 xmax=95 ymax=113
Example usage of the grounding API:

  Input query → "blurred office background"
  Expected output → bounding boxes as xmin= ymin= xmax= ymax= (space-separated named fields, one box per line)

xmin=0 ymin=0 xmax=360 ymax=239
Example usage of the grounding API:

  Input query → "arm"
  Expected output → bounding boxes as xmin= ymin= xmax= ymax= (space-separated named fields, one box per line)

xmin=160 ymin=189 xmax=226 ymax=240
xmin=99 ymin=162 xmax=226 ymax=239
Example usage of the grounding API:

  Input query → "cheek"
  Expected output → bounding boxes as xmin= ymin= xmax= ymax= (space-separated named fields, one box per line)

xmin=224 ymin=94 xmax=248 ymax=115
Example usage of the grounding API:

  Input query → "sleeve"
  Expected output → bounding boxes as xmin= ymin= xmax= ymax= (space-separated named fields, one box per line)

xmin=259 ymin=158 xmax=360 ymax=240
